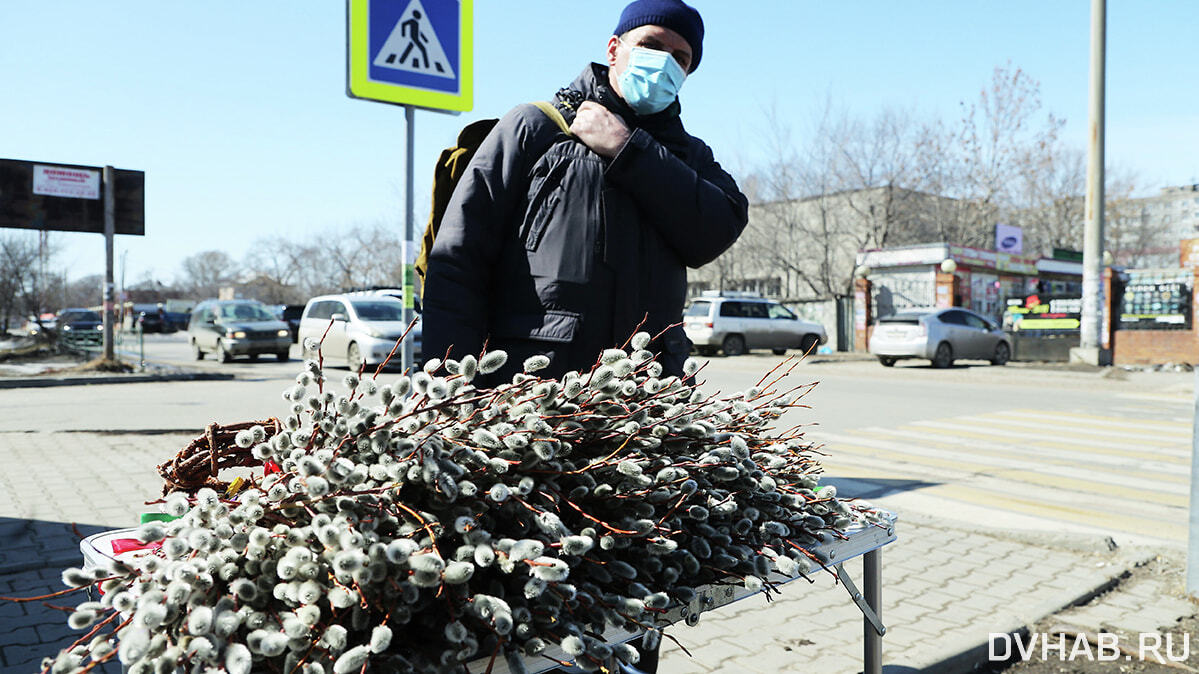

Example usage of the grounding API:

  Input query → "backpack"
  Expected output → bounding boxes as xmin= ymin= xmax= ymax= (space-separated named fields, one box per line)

xmin=415 ymin=101 xmax=573 ymax=299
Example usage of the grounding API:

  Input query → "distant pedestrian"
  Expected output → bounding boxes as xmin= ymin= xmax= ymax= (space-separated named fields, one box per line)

xmin=423 ymin=0 xmax=747 ymax=388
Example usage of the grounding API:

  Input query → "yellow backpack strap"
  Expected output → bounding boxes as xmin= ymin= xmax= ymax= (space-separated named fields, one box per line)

xmin=532 ymin=101 xmax=572 ymax=136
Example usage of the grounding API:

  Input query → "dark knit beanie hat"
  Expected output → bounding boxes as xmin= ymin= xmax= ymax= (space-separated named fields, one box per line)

xmin=614 ymin=0 xmax=704 ymax=72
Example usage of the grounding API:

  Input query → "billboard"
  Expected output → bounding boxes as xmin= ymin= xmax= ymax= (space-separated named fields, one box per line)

xmin=1005 ymin=294 xmax=1081 ymax=332
xmin=0 ymin=158 xmax=144 ymax=235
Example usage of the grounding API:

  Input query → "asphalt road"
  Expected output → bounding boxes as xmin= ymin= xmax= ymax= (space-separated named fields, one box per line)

xmin=3 ymin=334 xmax=1193 ymax=549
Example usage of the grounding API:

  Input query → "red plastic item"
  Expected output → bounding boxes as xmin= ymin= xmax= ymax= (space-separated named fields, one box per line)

xmin=110 ymin=538 xmax=162 ymax=554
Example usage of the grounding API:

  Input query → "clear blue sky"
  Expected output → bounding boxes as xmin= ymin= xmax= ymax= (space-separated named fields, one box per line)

xmin=2 ymin=1 xmax=1195 ymax=285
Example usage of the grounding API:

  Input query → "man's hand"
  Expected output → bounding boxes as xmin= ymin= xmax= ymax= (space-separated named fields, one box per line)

xmin=570 ymin=101 xmax=631 ymax=158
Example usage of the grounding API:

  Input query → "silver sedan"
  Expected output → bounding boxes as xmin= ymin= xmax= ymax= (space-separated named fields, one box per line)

xmin=868 ymin=308 xmax=1012 ymax=368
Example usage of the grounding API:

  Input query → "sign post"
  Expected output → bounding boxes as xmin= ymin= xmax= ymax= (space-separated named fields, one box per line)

xmin=348 ymin=0 xmax=473 ymax=375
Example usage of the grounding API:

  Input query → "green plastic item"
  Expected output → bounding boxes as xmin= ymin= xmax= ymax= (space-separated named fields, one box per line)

xmin=140 ymin=512 xmax=179 ymax=524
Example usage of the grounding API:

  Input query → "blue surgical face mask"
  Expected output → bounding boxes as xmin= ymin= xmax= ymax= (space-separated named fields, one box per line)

xmin=616 ymin=41 xmax=687 ymax=116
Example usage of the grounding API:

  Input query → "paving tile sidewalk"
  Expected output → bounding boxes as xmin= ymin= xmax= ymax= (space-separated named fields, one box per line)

xmin=0 ymin=431 xmax=1164 ymax=674
xmin=658 ymin=517 xmax=1151 ymax=673
xmin=0 ymin=431 xmax=184 ymax=673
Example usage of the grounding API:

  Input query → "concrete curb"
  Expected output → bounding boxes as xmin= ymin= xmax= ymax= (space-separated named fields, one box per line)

xmin=0 ymin=372 xmax=234 ymax=389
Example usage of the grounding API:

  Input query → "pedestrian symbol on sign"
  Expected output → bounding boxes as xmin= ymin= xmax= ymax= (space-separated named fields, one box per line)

xmin=373 ymin=0 xmax=456 ymax=80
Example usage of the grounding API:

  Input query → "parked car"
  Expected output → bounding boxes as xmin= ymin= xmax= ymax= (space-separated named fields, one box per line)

xmin=26 ymin=312 xmax=57 ymax=337
xmin=162 ymin=299 xmax=196 ymax=332
xmin=125 ymin=303 xmax=169 ymax=333
xmin=869 ymin=307 xmax=1011 ymax=368
xmin=297 ymin=294 xmax=421 ymax=370
xmin=683 ymin=292 xmax=827 ymax=357
xmin=163 ymin=310 xmax=191 ymax=333
xmin=187 ymin=299 xmax=291 ymax=363
xmin=275 ymin=304 xmax=305 ymax=343
xmin=56 ymin=308 xmax=103 ymax=345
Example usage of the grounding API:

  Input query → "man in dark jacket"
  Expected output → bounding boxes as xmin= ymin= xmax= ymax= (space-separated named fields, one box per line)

xmin=424 ymin=0 xmax=747 ymax=385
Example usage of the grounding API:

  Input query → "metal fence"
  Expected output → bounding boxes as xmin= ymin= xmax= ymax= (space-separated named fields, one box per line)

xmin=57 ymin=325 xmax=145 ymax=368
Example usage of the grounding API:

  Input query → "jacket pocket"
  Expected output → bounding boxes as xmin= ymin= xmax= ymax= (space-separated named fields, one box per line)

xmin=523 ymin=156 xmax=603 ymax=284
xmin=524 ymin=188 xmax=563 ymax=252
xmin=491 ymin=310 xmax=581 ymax=344
xmin=522 ymin=158 xmax=569 ymax=251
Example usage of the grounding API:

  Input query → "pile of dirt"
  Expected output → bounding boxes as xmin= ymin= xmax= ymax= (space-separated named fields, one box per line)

xmin=61 ymin=357 xmax=135 ymax=374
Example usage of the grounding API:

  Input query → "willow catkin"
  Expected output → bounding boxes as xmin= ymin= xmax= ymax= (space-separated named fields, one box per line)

xmin=30 ymin=332 xmax=877 ymax=674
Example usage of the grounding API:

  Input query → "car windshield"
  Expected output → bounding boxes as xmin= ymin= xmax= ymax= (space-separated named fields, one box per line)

xmin=61 ymin=311 xmax=101 ymax=322
xmin=684 ymin=301 xmax=711 ymax=317
xmin=351 ymin=301 xmax=406 ymax=321
xmin=218 ymin=304 xmax=276 ymax=321
xmin=878 ymin=312 xmax=929 ymax=324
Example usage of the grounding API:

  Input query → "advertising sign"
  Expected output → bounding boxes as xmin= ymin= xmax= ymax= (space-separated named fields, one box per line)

xmin=995 ymin=223 xmax=1023 ymax=255
xmin=33 ymin=165 xmax=100 ymax=199
xmin=347 ymin=0 xmax=473 ymax=112
xmin=1119 ymin=281 xmax=1191 ymax=329
xmin=1005 ymin=294 xmax=1082 ymax=332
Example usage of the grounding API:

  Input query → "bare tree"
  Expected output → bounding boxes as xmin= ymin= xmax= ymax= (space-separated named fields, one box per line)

xmin=1105 ymin=168 xmax=1171 ymax=267
xmin=713 ymin=100 xmax=956 ymax=301
xmin=240 ymin=223 xmax=407 ymax=304
xmin=697 ymin=60 xmax=1149 ymax=307
xmin=954 ymin=64 xmax=1064 ymax=234
xmin=178 ymin=250 xmax=236 ymax=299
xmin=0 ymin=235 xmax=35 ymax=331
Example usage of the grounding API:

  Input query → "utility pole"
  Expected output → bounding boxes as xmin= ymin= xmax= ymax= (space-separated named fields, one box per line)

xmin=102 ymin=166 xmax=116 ymax=362
xmin=1075 ymin=0 xmax=1106 ymax=366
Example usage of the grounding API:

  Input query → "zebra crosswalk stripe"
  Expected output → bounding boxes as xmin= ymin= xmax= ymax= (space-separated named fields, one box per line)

xmin=812 ymin=407 xmax=1191 ymax=544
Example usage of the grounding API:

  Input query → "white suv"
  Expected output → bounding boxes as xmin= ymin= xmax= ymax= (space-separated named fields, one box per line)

xmin=297 ymin=294 xmax=421 ymax=369
xmin=683 ymin=292 xmax=827 ymax=357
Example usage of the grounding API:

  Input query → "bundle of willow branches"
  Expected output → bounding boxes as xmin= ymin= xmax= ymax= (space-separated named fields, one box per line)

xmin=37 ymin=333 xmax=882 ymax=674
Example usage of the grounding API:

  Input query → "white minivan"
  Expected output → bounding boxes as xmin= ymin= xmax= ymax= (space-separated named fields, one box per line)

xmin=683 ymin=292 xmax=827 ymax=357
xmin=297 ymin=294 xmax=421 ymax=369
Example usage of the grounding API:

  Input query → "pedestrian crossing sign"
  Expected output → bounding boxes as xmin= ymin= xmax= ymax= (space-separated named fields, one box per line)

xmin=347 ymin=0 xmax=473 ymax=112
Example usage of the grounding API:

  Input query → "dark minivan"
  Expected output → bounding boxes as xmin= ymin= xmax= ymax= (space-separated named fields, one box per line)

xmin=187 ymin=300 xmax=291 ymax=363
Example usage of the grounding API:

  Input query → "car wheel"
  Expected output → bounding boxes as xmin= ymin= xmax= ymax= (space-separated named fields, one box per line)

xmin=932 ymin=342 xmax=954 ymax=369
xmin=347 ymin=342 xmax=365 ymax=371
xmin=991 ymin=342 xmax=1011 ymax=366
xmin=216 ymin=340 xmax=233 ymax=363
xmin=276 ymin=351 xmax=290 ymax=362
xmin=771 ymin=348 xmax=787 ymax=356
xmin=249 ymin=353 xmax=260 ymax=362
xmin=721 ymin=334 xmax=746 ymax=357
xmin=878 ymin=356 xmax=897 ymax=367
xmin=191 ymin=340 xmax=204 ymax=360
xmin=799 ymin=334 xmax=820 ymax=355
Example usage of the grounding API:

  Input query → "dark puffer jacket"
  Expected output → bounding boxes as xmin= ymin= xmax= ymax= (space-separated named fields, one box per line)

xmin=423 ymin=63 xmax=748 ymax=383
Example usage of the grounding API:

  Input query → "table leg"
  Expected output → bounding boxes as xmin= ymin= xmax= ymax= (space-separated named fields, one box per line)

xmin=864 ymin=548 xmax=882 ymax=674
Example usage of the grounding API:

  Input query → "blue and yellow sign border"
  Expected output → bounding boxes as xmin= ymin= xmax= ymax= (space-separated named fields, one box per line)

xmin=346 ymin=0 xmax=473 ymax=112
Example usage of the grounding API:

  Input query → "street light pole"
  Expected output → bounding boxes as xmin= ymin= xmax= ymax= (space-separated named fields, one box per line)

xmin=1077 ymin=0 xmax=1106 ymax=365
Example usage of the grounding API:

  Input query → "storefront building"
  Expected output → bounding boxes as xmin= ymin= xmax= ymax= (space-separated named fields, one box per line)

xmin=852 ymin=243 xmax=1083 ymax=354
